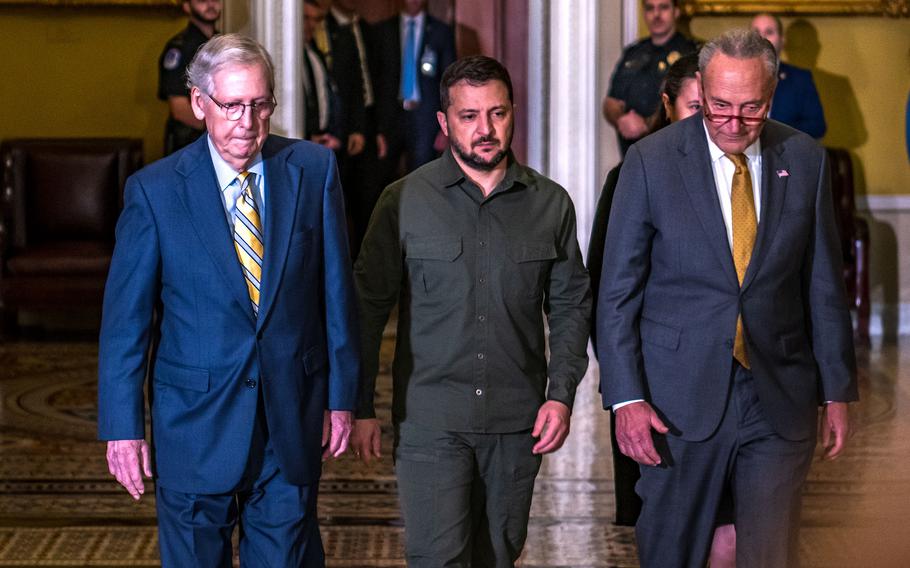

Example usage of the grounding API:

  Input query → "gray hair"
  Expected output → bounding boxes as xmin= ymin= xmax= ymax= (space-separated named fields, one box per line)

xmin=699 ymin=28 xmax=779 ymax=84
xmin=185 ymin=33 xmax=275 ymax=95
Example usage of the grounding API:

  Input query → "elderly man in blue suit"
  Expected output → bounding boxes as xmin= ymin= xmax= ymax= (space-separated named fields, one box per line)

xmin=598 ymin=29 xmax=856 ymax=567
xmin=97 ymin=34 xmax=360 ymax=566
xmin=752 ymin=13 xmax=827 ymax=139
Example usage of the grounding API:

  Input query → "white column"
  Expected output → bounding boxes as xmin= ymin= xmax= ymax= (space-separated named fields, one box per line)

xmin=526 ymin=0 xmax=626 ymax=260
xmin=546 ymin=0 xmax=600 ymax=258
xmin=250 ymin=0 xmax=303 ymax=139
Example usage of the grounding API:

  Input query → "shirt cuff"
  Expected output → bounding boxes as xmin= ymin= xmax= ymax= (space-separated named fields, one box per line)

xmin=612 ymin=399 xmax=645 ymax=412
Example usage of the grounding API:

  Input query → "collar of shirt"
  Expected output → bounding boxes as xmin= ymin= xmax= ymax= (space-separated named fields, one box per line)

xmin=702 ymin=120 xmax=763 ymax=251
xmin=330 ymin=6 xmax=356 ymax=25
xmin=207 ymin=135 xmax=266 ymax=226
xmin=439 ymin=148 xmax=533 ymax=199
xmin=400 ymin=11 xmax=426 ymax=49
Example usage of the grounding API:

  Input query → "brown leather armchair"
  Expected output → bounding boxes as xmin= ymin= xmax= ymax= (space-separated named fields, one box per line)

xmin=0 ymin=138 xmax=143 ymax=335
xmin=826 ymin=147 xmax=870 ymax=343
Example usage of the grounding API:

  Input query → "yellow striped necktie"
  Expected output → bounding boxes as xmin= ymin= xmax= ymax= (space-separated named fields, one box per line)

xmin=727 ymin=153 xmax=757 ymax=368
xmin=232 ymin=171 xmax=264 ymax=316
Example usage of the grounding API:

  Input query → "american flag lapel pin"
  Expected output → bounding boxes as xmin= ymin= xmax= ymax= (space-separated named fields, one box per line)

xmin=776 ymin=169 xmax=790 ymax=178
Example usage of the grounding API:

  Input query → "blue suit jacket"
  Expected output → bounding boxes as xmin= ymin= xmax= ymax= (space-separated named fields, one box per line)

xmin=97 ymin=135 xmax=360 ymax=493
xmin=770 ymin=62 xmax=827 ymax=139
xmin=597 ymin=114 xmax=857 ymax=442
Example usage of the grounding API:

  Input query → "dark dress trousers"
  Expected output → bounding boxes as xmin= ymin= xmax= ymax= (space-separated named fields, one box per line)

xmin=597 ymin=113 xmax=857 ymax=566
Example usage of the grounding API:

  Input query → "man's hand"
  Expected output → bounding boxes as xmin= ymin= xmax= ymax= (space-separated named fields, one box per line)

xmin=312 ymin=133 xmax=343 ymax=151
xmin=614 ymin=401 xmax=669 ymax=466
xmin=322 ymin=410 xmax=354 ymax=460
xmin=347 ymin=132 xmax=366 ymax=156
xmin=821 ymin=402 xmax=851 ymax=460
xmin=532 ymin=400 xmax=571 ymax=455
xmin=351 ymin=418 xmax=382 ymax=464
xmin=106 ymin=439 xmax=152 ymax=500
xmin=616 ymin=111 xmax=649 ymax=140
xmin=376 ymin=134 xmax=388 ymax=159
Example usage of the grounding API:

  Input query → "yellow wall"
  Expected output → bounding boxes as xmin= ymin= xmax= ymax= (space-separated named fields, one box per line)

xmin=687 ymin=16 xmax=910 ymax=197
xmin=0 ymin=7 xmax=185 ymax=164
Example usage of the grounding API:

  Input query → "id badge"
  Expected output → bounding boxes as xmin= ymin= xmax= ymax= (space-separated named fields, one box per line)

xmin=420 ymin=47 xmax=438 ymax=77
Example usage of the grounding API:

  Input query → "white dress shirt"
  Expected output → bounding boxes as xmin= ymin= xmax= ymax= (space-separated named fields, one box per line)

xmin=208 ymin=135 xmax=266 ymax=229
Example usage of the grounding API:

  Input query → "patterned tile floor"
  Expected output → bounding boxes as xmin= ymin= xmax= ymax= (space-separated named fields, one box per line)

xmin=0 ymin=337 xmax=908 ymax=566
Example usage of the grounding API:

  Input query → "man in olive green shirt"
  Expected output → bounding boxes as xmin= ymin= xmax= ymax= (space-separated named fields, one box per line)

xmin=351 ymin=56 xmax=590 ymax=567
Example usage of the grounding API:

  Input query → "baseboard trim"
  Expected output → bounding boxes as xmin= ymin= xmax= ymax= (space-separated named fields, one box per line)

xmin=857 ymin=195 xmax=910 ymax=212
xmin=869 ymin=302 xmax=910 ymax=337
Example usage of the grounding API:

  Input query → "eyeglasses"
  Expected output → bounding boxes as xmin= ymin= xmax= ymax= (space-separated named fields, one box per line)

xmin=703 ymin=108 xmax=767 ymax=126
xmin=700 ymin=83 xmax=768 ymax=126
xmin=206 ymin=92 xmax=277 ymax=121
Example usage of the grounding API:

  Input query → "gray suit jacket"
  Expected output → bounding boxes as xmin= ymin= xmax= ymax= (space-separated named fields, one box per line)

xmin=596 ymin=113 xmax=857 ymax=442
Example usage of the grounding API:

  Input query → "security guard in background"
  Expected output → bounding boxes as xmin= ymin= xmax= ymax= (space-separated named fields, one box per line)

xmin=158 ymin=0 xmax=222 ymax=155
xmin=602 ymin=0 xmax=697 ymax=155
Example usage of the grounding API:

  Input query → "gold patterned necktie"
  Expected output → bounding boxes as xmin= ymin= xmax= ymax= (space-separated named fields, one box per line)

xmin=313 ymin=21 xmax=332 ymax=68
xmin=727 ymin=153 xmax=757 ymax=368
xmin=232 ymin=171 xmax=264 ymax=316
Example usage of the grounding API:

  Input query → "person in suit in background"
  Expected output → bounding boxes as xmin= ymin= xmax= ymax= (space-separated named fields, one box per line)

xmin=752 ymin=13 xmax=827 ymax=139
xmin=598 ymin=29 xmax=857 ymax=567
xmin=303 ymin=0 xmax=343 ymax=152
xmin=158 ymin=0 xmax=222 ymax=155
xmin=318 ymin=0 xmax=383 ymax=260
xmin=370 ymin=0 xmax=456 ymax=184
xmin=98 ymin=34 xmax=360 ymax=566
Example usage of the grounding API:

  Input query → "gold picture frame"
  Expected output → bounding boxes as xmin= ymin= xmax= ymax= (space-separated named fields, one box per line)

xmin=0 ymin=0 xmax=180 ymax=6
xmin=680 ymin=0 xmax=909 ymax=17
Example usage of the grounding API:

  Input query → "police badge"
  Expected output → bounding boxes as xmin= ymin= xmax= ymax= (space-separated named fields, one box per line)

xmin=163 ymin=48 xmax=182 ymax=71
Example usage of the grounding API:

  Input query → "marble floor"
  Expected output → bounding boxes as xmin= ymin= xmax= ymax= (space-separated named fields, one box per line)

xmin=0 ymin=336 xmax=908 ymax=566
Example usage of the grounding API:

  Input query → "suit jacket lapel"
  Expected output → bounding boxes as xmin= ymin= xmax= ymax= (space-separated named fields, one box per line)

xmin=677 ymin=116 xmax=739 ymax=289
xmin=741 ymin=127 xmax=788 ymax=291
xmin=174 ymin=137 xmax=255 ymax=324
xmin=256 ymin=138 xmax=300 ymax=331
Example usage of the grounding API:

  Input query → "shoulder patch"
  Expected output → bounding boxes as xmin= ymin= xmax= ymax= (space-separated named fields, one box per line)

xmin=163 ymin=48 xmax=182 ymax=71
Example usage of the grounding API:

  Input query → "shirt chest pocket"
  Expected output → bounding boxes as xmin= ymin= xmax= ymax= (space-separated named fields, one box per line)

xmin=405 ymin=236 xmax=465 ymax=300
xmin=507 ymin=241 xmax=558 ymax=299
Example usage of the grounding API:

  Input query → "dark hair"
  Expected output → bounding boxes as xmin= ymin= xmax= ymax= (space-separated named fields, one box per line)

xmin=439 ymin=56 xmax=514 ymax=112
xmin=642 ymin=0 xmax=680 ymax=7
xmin=651 ymin=52 xmax=700 ymax=130
xmin=662 ymin=53 xmax=700 ymax=105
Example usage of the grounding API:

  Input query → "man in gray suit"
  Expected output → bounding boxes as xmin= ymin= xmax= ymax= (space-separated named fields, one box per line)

xmin=597 ymin=29 xmax=857 ymax=567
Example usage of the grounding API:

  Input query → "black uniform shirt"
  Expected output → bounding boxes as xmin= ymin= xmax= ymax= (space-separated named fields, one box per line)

xmin=158 ymin=22 xmax=210 ymax=101
xmin=608 ymin=32 xmax=698 ymax=119
xmin=354 ymin=150 xmax=591 ymax=433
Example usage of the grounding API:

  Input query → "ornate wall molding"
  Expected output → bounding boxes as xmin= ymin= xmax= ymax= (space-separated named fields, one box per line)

xmin=681 ymin=0 xmax=909 ymax=17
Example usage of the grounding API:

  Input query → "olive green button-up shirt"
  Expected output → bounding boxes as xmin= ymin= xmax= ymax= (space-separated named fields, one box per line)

xmin=354 ymin=149 xmax=591 ymax=433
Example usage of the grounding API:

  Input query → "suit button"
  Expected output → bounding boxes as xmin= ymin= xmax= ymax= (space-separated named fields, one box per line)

xmin=256 ymin=331 xmax=263 ymax=340
xmin=246 ymin=378 xmax=257 ymax=389
xmin=725 ymin=339 xmax=734 ymax=348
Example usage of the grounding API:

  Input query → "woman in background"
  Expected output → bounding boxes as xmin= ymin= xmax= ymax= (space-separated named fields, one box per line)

xmin=589 ymin=52 xmax=737 ymax=568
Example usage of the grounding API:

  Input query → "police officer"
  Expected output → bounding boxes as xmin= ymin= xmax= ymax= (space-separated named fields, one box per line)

xmin=158 ymin=0 xmax=222 ymax=155
xmin=602 ymin=0 xmax=697 ymax=155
